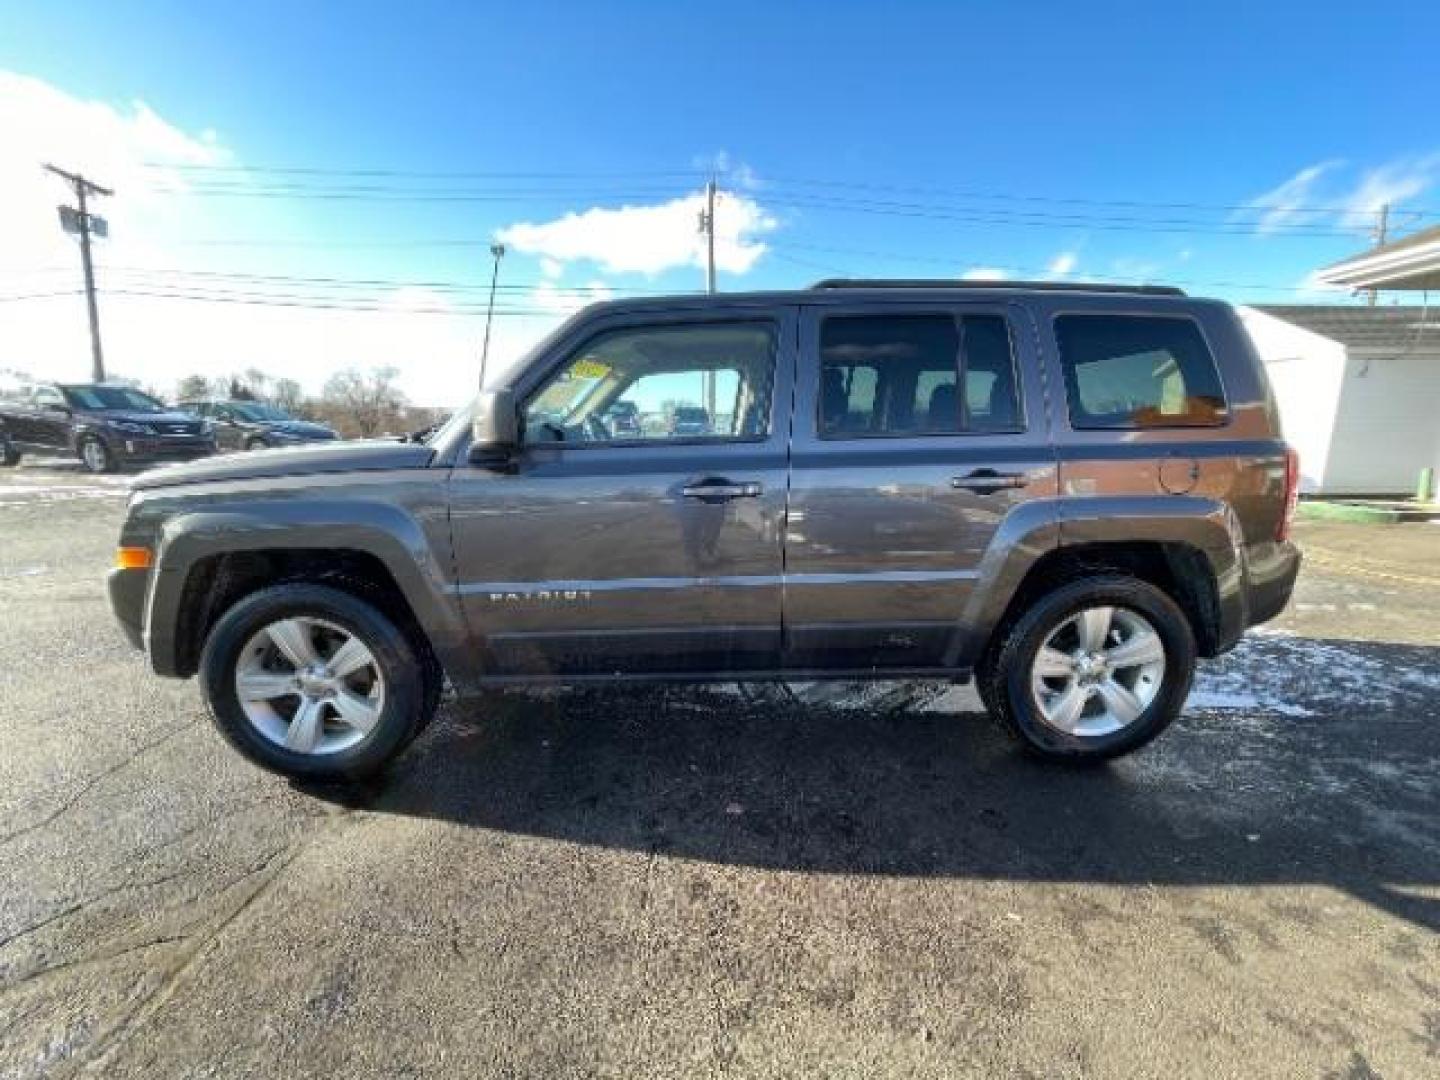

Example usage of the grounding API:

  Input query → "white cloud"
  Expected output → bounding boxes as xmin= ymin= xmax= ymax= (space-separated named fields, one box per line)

xmin=0 ymin=70 xmax=564 ymax=406
xmin=539 ymin=257 xmax=564 ymax=280
xmin=1337 ymin=153 xmax=1440 ymax=231
xmin=960 ymin=266 xmax=1009 ymax=281
xmin=1239 ymin=154 xmax=1440 ymax=237
xmin=530 ymin=279 xmax=613 ymax=318
xmin=1044 ymin=251 xmax=1078 ymax=278
xmin=1239 ymin=160 xmax=1344 ymax=234
xmin=497 ymin=188 xmax=777 ymax=277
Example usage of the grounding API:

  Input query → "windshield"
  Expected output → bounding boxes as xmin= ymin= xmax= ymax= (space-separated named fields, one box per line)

xmin=232 ymin=402 xmax=292 ymax=422
xmin=61 ymin=386 xmax=165 ymax=412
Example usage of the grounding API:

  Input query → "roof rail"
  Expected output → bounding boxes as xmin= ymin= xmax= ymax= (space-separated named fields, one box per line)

xmin=810 ymin=278 xmax=1186 ymax=297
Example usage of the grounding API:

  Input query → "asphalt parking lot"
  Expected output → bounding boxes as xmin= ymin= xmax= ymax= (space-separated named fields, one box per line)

xmin=1 ymin=460 xmax=1437 ymax=1079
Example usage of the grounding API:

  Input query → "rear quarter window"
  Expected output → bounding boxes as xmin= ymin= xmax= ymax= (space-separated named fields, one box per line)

xmin=1054 ymin=313 xmax=1227 ymax=429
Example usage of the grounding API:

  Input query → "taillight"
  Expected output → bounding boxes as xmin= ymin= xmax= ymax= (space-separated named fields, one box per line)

xmin=1278 ymin=445 xmax=1300 ymax=541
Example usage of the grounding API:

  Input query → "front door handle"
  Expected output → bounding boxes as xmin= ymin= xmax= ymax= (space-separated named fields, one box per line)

xmin=681 ymin=479 xmax=763 ymax=503
xmin=951 ymin=470 xmax=1028 ymax=493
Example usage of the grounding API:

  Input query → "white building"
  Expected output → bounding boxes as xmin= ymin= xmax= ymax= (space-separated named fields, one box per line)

xmin=1239 ymin=304 xmax=1439 ymax=495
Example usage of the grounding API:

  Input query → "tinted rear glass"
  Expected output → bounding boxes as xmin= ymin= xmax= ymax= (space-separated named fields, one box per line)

xmin=819 ymin=312 xmax=1022 ymax=436
xmin=1054 ymin=314 xmax=1227 ymax=428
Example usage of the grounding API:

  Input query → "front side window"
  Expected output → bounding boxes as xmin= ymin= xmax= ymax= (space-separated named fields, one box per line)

xmin=33 ymin=387 xmax=65 ymax=409
xmin=819 ymin=312 xmax=1021 ymax=437
xmin=524 ymin=321 xmax=776 ymax=445
xmin=1054 ymin=314 xmax=1227 ymax=428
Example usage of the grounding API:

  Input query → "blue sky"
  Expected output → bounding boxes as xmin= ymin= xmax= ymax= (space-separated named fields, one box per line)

xmin=2 ymin=0 xmax=1438 ymax=402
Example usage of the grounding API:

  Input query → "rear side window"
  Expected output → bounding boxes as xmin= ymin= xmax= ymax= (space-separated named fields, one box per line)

xmin=1054 ymin=314 xmax=1227 ymax=428
xmin=819 ymin=312 xmax=1022 ymax=436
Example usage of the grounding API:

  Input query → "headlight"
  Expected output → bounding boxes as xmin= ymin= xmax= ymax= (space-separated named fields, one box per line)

xmin=108 ymin=420 xmax=150 ymax=434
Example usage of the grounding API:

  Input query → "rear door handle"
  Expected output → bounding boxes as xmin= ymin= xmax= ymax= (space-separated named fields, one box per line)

xmin=681 ymin=479 xmax=763 ymax=503
xmin=951 ymin=470 xmax=1028 ymax=493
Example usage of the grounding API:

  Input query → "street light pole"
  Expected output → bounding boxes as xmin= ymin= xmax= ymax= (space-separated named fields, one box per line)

xmin=479 ymin=242 xmax=505 ymax=389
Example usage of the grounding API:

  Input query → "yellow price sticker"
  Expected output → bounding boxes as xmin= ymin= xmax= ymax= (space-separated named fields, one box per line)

xmin=570 ymin=358 xmax=612 ymax=380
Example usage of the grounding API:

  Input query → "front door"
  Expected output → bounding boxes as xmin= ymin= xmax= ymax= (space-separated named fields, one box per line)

xmin=784 ymin=302 xmax=1058 ymax=670
xmin=30 ymin=387 xmax=72 ymax=450
xmin=448 ymin=308 xmax=796 ymax=680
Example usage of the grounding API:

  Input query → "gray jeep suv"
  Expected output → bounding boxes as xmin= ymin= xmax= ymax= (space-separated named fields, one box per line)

xmin=108 ymin=281 xmax=1300 ymax=780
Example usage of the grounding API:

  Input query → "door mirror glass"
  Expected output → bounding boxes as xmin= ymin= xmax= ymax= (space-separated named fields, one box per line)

xmin=469 ymin=389 xmax=518 ymax=463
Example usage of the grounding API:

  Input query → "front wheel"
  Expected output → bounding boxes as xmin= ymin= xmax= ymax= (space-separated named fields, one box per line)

xmin=79 ymin=436 xmax=114 ymax=473
xmin=244 ymin=436 xmax=270 ymax=452
xmin=983 ymin=575 xmax=1196 ymax=762
xmin=199 ymin=583 xmax=437 ymax=780
xmin=0 ymin=434 xmax=19 ymax=467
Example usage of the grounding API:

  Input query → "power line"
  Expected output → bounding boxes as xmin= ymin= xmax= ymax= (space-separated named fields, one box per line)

xmin=143 ymin=160 xmax=1440 ymax=217
xmin=144 ymin=163 xmax=707 ymax=180
xmin=770 ymin=242 xmax=1351 ymax=295
xmin=95 ymin=266 xmax=664 ymax=295
xmin=102 ymin=286 xmax=573 ymax=317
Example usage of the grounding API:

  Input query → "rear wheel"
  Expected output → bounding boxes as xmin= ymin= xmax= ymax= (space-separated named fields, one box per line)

xmin=199 ymin=583 xmax=438 ymax=780
xmin=984 ymin=575 xmax=1195 ymax=762
xmin=79 ymin=436 xmax=113 ymax=474
xmin=0 ymin=434 xmax=19 ymax=467
xmin=244 ymin=436 xmax=270 ymax=451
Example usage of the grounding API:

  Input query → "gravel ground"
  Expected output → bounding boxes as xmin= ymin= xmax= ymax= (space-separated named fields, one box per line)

xmin=0 ymin=461 xmax=1437 ymax=1079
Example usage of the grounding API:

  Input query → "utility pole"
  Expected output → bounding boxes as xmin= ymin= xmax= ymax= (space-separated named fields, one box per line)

xmin=698 ymin=177 xmax=718 ymax=422
xmin=44 ymin=164 xmax=113 ymax=382
xmin=479 ymin=242 xmax=505 ymax=389
xmin=1367 ymin=203 xmax=1390 ymax=307
xmin=703 ymin=177 xmax=717 ymax=295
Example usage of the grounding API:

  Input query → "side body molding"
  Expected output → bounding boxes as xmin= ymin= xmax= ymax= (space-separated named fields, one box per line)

xmin=143 ymin=499 xmax=476 ymax=689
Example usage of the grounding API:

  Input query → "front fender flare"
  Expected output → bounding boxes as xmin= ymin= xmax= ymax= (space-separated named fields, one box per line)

xmin=144 ymin=499 xmax=471 ymax=686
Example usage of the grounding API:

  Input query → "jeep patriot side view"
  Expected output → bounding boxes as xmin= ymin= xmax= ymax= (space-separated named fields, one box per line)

xmin=107 ymin=282 xmax=1301 ymax=780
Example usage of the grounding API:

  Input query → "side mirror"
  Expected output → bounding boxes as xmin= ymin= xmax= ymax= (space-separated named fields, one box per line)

xmin=468 ymin=388 xmax=519 ymax=467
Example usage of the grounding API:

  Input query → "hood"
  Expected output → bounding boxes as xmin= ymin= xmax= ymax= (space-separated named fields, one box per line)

xmin=265 ymin=420 xmax=335 ymax=438
xmin=130 ymin=439 xmax=435 ymax=491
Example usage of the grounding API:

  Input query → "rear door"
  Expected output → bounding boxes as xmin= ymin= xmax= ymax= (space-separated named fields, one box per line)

xmin=448 ymin=306 xmax=796 ymax=679
xmin=784 ymin=301 xmax=1057 ymax=670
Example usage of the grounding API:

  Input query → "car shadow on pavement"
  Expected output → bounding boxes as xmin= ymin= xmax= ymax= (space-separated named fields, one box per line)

xmin=314 ymin=637 xmax=1440 ymax=932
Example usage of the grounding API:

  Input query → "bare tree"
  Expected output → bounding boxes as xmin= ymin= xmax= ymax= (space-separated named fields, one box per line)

xmin=317 ymin=366 xmax=408 ymax=437
xmin=175 ymin=374 xmax=210 ymax=402
xmin=270 ymin=377 xmax=305 ymax=416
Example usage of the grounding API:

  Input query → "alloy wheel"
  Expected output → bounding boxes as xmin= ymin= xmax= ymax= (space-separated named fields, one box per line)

xmin=1030 ymin=605 xmax=1166 ymax=737
xmin=234 ymin=616 xmax=385 ymax=755
xmin=82 ymin=440 xmax=108 ymax=472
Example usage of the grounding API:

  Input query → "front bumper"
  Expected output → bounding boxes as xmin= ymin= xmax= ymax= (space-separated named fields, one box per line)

xmin=107 ymin=566 xmax=148 ymax=651
xmin=113 ymin=435 xmax=216 ymax=464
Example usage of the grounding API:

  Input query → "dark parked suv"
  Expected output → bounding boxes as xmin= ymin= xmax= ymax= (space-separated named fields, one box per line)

xmin=108 ymin=282 xmax=1300 ymax=780
xmin=178 ymin=400 xmax=337 ymax=452
xmin=1 ymin=383 xmax=215 ymax=473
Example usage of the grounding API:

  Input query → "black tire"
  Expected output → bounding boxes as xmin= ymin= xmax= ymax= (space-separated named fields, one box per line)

xmin=986 ymin=574 xmax=1196 ymax=762
xmin=245 ymin=436 xmax=269 ymax=451
xmin=0 ymin=434 xmax=19 ymax=467
xmin=78 ymin=435 xmax=114 ymax=474
xmin=198 ymin=583 xmax=438 ymax=780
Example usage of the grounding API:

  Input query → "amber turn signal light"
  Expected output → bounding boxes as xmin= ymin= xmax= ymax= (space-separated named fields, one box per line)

xmin=115 ymin=547 xmax=153 ymax=570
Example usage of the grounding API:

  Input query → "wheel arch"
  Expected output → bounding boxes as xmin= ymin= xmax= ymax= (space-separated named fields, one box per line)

xmin=145 ymin=501 xmax=472 ymax=689
xmin=955 ymin=498 xmax=1247 ymax=671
